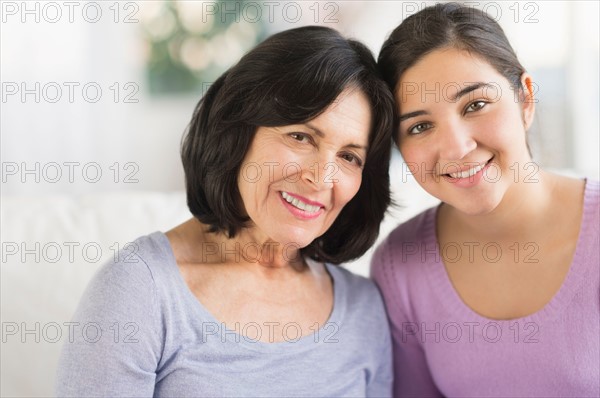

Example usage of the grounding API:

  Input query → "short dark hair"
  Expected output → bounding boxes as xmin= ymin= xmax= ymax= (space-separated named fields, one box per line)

xmin=181 ymin=26 xmax=395 ymax=264
xmin=378 ymin=2 xmax=527 ymax=143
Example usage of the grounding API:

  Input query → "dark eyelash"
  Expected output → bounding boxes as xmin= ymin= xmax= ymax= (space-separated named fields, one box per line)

xmin=465 ymin=100 xmax=487 ymax=114
xmin=289 ymin=132 xmax=311 ymax=143
xmin=407 ymin=122 xmax=431 ymax=135
xmin=342 ymin=153 xmax=363 ymax=167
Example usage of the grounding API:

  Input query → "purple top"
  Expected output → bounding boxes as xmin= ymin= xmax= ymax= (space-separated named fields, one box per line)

xmin=371 ymin=179 xmax=600 ymax=397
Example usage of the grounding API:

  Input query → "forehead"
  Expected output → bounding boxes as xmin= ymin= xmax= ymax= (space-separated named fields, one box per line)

xmin=314 ymin=88 xmax=372 ymax=140
xmin=397 ymin=48 xmax=506 ymax=101
xmin=325 ymin=88 xmax=370 ymax=116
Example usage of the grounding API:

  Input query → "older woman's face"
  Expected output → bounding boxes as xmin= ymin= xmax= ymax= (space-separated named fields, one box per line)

xmin=237 ymin=88 xmax=371 ymax=249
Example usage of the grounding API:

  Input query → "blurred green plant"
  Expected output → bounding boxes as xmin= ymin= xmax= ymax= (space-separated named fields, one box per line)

xmin=140 ymin=1 xmax=266 ymax=95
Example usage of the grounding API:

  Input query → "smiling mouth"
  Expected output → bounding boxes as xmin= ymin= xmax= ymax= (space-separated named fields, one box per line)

xmin=280 ymin=191 xmax=322 ymax=214
xmin=444 ymin=157 xmax=493 ymax=179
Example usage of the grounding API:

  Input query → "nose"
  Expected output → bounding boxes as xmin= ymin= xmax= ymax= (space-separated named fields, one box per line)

xmin=437 ymin=120 xmax=477 ymax=161
xmin=301 ymin=152 xmax=335 ymax=190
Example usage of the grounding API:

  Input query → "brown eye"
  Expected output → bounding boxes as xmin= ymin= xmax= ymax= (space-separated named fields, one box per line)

xmin=340 ymin=152 xmax=363 ymax=167
xmin=408 ymin=122 xmax=432 ymax=135
xmin=289 ymin=133 xmax=310 ymax=143
xmin=465 ymin=101 xmax=487 ymax=113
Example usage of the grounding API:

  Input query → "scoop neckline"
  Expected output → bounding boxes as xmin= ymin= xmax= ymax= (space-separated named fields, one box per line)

xmin=152 ymin=231 xmax=344 ymax=354
xmin=426 ymin=178 xmax=591 ymax=330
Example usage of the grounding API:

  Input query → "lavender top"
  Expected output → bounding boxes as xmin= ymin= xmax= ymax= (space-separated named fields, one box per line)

xmin=371 ymin=179 xmax=599 ymax=397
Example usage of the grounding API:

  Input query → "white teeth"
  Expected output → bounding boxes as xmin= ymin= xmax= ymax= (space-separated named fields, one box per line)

xmin=449 ymin=163 xmax=485 ymax=179
xmin=281 ymin=192 xmax=320 ymax=213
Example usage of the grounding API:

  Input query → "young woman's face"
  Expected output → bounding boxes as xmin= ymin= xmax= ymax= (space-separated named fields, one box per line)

xmin=397 ymin=47 xmax=535 ymax=215
xmin=237 ymin=88 xmax=371 ymax=248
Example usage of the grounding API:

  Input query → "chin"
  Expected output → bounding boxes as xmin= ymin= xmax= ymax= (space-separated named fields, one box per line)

xmin=454 ymin=196 xmax=502 ymax=216
xmin=273 ymin=228 xmax=318 ymax=251
xmin=458 ymin=205 xmax=496 ymax=216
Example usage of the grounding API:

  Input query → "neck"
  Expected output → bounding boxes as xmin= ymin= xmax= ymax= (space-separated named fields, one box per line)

xmin=235 ymin=227 xmax=305 ymax=271
xmin=179 ymin=218 xmax=306 ymax=274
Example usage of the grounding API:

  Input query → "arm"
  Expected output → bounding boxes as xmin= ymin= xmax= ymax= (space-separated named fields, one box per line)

xmin=55 ymin=252 xmax=163 ymax=397
xmin=370 ymin=243 xmax=443 ymax=398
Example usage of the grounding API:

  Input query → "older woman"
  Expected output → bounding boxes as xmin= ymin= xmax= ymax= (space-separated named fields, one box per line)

xmin=55 ymin=26 xmax=395 ymax=397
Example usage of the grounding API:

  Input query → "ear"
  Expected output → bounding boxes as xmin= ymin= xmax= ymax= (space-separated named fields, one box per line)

xmin=519 ymin=73 xmax=536 ymax=130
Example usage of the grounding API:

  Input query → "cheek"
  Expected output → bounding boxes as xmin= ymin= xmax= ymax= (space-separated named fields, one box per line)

xmin=479 ymin=109 xmax=524 ymax=149
xmin=330 ymin=168 xmax=362 ymax=211
xmin=236 ymin=178 xmax=254 ymax=216
xmin=399 ymin=142 xmax=427 ymax=165
xmin=272 ymin=153 xmax=307 ymax=182
xmin=335 ymin=172 xmax=362 ymax=207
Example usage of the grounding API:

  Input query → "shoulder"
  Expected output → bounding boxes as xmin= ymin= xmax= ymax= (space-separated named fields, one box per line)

xmin=77 ymin=231 xmax=176 ymax=318
xmin=584 ymin=179 xmax=600 ymax=216
xmin=328 ymin=264 xmax=383 ymax=305
xmin=369 ymin=207 xmax=439 ymax=315
xmin=578 ymin=178 xmax=599 ymax=246
xmin=370 ymin=207 xmax=438 ymax=279
xmin=327 ymin=264 xmax=391 ymax=339
xmin=95 ymin=231 xmax=175 ymax=285
xmin=581 ymin=179 xmax=600 ymax=260
xmin=327 ymin=264 xmax=388 ymax=321
xmin=585 ymin=178 xmax=600 ymax=192
xmin=384 ymin=207 xmax=437 ymax=248
xmin=56 ymin=233 xmax=170 ymax=396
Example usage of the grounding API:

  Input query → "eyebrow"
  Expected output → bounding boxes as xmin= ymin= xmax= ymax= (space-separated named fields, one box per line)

xmin=304 ymin=122 xmax=368 ymax=151
xmin=305 ymin=122 xmax=325 ymax=138
xmin=399 ymin=82 xmax=495 ymax=122
xmin=449 ymin=82 xmax=495 ymax=102
xmin=399 ymin=110 xmax=429 ymax=122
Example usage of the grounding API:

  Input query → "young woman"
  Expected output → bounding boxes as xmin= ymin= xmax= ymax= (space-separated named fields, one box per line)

xmin=372 ymin=3 xmax=599 ymax=397
xmin=56 ymin=26 xmax=395 ymax=397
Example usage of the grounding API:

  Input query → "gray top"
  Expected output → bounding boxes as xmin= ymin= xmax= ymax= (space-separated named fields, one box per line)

xmin=55 ymin=232 xmax=393 ymax=397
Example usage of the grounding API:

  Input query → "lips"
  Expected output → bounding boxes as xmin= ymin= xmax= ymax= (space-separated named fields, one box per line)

xmin=280 ymin=191 xmax=323 ymax=214
xmin=447 ymin=163 xmax=486 ymax=179
xmin=443 ymin=158 xmax=493 ymax=179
